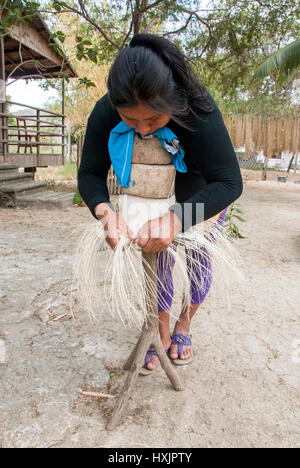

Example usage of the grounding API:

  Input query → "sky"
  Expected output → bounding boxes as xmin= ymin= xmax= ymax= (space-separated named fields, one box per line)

xmin=7 ymin=80 xmax=58 ymax=112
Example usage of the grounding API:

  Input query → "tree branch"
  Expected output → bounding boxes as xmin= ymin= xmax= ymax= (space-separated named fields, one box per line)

xmin=7 ymin=72 xmax=58 ymax=86
xmin=253 ymin=0 xmax=272 ymax=8
xmin=163 ymin=14 xmax=193 ymax=37
xmin=144 ymin=0 xmax=166 ymax=12
xmin=51 ymin=1 xmax=122 ymax=50
xmin=0 ymin=0 xmax=9 ymax=17
xmin=142 ymin=17 xmax=158 ymax=33
xmin=120 ymin=20 xmax=134 ymax=49
xmin=172 ymin=5 xmax=211 ymax=29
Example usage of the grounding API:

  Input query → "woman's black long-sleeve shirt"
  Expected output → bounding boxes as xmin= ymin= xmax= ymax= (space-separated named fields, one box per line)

xmin=78 ymin=93 xmax=243 ymax=232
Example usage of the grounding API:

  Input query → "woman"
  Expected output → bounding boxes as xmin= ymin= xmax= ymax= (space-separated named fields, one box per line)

xmin=78 ymin=34 xmax=243 ymax=372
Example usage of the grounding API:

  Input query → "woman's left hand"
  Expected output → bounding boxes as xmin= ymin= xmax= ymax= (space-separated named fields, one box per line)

xmin=137 ymin=210 xmax=182 ymax=253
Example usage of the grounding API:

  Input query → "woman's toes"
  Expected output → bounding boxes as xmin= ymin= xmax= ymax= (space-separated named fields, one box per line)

xmin=170 ymin=343 xmax=193 ymax=361
xmin=175 ymin=346 xmax=193 ymax=360
xmin=169 ymin=345 xmax=178 ymax=359
xmin=147 ymin=355 xmax=159 ymax=370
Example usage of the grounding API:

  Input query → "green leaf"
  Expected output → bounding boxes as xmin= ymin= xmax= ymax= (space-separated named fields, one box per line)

xmin=232 ymin=215 xmax=246 ymax=222
xmin=53 ymin=4 xmax=61 ymax=12
xmin=253 ymin=40 xmax=300 ymax=83
xmin=81 ymin=39 xmax=93 ymax=46
xmin=87 ymin=49 xmax=98 ymax=64
xmin=78 ymin=77 xmax=96 ymax=88
xmin=53 ymin=31 xmax=66 ymax=43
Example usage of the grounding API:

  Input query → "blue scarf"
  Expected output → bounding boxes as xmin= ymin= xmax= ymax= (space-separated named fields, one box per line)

xmin=108 ymin=121 xmax=187 ymax=188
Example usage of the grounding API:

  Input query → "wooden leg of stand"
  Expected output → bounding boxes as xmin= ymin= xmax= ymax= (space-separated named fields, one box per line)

xmin=153 ymin=336 xmax=184 ymax=391
xmin=106 ymin=251 xmax=184 ymax=431
xmin=106 ymin=328 xmax=154 ymax=431
xmin=123 ymin=341 xmax=139 ymax=371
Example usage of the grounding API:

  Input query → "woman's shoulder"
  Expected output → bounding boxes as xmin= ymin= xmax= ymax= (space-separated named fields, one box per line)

xmin=172 ymin=91 xmax=224 ymax=136
xmin=88 ymin=93 xmax=121 ymax=130
xmin=188 ymin=92 xmax=220 ymax=126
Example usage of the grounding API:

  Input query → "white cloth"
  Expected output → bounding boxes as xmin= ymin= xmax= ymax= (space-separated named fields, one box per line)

xmin=119 ymin=194 xmax=176 ymax=236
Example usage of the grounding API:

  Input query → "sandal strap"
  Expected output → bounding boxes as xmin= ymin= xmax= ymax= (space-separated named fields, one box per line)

xmin=144 ymin=345 xmax=156 ymax=368
xmin=171 ymin=333 xmax=192 ymax=359
xmin=144 ymin=345 xmax=170 ymax=369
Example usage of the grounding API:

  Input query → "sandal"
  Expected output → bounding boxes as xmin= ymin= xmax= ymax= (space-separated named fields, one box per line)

xmin=170 ymin=333 xmax=193 ymax=365
xmin=139 ymin=345 xmax=169 ymax=376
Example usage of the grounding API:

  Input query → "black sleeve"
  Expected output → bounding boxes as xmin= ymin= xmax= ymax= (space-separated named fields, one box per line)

xmin=78 ymin=96 xmax=118 ymax=218
xmin=169 ymin=104 xmax=243 ymax=231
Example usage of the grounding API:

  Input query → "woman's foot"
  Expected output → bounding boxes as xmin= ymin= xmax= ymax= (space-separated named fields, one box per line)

xmin=143 ymin=311 xmax=171 ymax=371
xmin=144 ymin=332 xmax=171 ymax=370
xmin=169 ymin=319 xmax=193 ymax=362
xmin=169 ymin=304 xmax=199 ymax=361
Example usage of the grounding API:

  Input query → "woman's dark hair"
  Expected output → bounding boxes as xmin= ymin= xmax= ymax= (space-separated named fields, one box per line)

xmin=107 ymin=34 xmax=214 ymax=129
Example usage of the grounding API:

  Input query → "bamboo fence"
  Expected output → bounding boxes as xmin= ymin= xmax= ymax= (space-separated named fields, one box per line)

xmin=107 ymin=165 xmax=123 ymax=195
xmin=76 ymin=136 xmax=122 ymax=195
xmin=223 ymin=114 xmax=300 ymax=160
xmin=77 ymin=114 xmax=300 ymax=195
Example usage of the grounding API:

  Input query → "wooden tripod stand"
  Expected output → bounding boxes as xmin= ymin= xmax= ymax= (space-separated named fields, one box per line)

xmin=106 ymin=250 xmax=184 ymax=431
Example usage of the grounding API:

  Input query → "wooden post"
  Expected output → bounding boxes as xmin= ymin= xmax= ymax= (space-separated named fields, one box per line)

xmin=76 ymin=135 xmax=83 ymax=171
xmin=106 ymin=251 xmax=184 ymax=431
xmin=76 ymin=137 xmax=80 ymax=171
xmin=262 ymin=156 xmax=268 ymax=180
xmin=294 ymin=153 xmax=299 ymax=174
xmin=0 ymin=37 xmax=7 ymax=160
xmin=61 ymin=78 xmax=65 ymax=164
xmin=36 ymin=109 xmax=40 ymax=167
xmin=287 ymin=155 xmax=294 ymax=173
xmin=67 ymin=129 xmax=71 ymax=161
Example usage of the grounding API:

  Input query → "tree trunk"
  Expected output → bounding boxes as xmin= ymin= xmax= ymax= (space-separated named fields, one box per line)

xmin=132 ymin=1 xmax=145 ymax=34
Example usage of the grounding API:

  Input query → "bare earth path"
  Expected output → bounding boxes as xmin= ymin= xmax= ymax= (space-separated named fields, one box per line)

xmin=0 ymin=180 xmax=299 ymax=448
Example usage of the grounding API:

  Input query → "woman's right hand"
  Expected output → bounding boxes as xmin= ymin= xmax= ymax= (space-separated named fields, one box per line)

xmin=94 ymin=203 xmax=136 ymax=250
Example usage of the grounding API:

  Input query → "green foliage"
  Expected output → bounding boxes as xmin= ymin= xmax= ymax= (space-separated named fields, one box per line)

xmin=0 ymin=0 xmax=40 ymax=36
xmin=253 ymin=40 xmax=300 ymax=85
xmin=48 ymin=41 xmax=65 ymax=59
xmin=52 ymin=0 xmax=69 ymax=12
xmin=75 ymin=35 xmax=99 ymax=64
xmin=78 ymin=77 xmax=96 ymax=88
xmin=186 ymin=0 xmax=299 ymax=115
xmin=72 ymin=189 xmax=83 ymax=205
xmin=224 ymin=203 xmax=246 ymax=240
xmin=58 ymin=160 xmax=77 ymax=179
xmin=2 ymin=0 xmax=299 ymax=117
xmin=44 ymin=177 xmax=58 ymax=189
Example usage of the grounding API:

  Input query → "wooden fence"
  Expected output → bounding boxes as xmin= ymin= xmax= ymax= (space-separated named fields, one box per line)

xmin=223 ymin=114 xmax=300 ymax=160
xmin=0 ymin=100 xmax=66 ymax=167
xmin=107 ymin=166 xmax=122 ymax=195
xmin=77 ymin=113 xmax=300 ymax=195
xmin=76 ymin=135 xmax=122 ymax=195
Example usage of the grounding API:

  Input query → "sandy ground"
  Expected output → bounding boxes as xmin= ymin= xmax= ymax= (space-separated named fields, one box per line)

xmin=34 ymin=167 xmax=300 ymax=194
xmin=0 ymin=178 xmax=300 ymax=448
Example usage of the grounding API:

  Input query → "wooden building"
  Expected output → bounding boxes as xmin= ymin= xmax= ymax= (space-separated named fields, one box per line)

xmin=0 ymin=13 xmax=77 ymax=169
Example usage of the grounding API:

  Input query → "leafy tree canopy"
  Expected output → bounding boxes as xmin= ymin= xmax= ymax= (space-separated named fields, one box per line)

xmin=1 ymin=0 xmax=299 ymax=121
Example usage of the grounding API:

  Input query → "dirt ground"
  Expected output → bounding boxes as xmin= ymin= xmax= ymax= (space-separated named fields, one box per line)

xmin=0 ymin=176 xmax=300 ymax=448
xmin=35 ymin=167 xmax=300 ymax=193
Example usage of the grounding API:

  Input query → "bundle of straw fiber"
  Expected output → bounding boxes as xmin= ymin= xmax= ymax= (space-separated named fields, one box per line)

xmin=72 ymin=136 xmax=242 ymax=328
xmin=72 ymin=195 xmax=241 ymax=329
